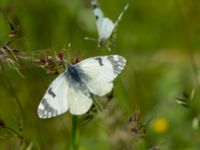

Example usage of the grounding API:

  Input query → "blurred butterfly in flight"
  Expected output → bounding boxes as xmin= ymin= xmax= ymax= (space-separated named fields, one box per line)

xmin=38 ymin=55 xmax=126 ymax=119
xmin=91 ymin=0 xmax=129 ymax=47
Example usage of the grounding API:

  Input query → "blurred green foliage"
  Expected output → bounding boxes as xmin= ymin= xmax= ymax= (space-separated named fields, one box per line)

xmin=0 ymin=0 xmax=200 ymax=149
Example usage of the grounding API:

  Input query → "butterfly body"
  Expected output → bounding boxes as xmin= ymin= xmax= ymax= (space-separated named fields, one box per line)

xmin=38 ymin=55 xmax=126 ymax=118
xmin=67 ymin=64 xmax=82 ymax=83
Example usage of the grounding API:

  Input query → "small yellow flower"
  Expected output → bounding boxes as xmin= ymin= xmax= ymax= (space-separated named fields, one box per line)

xmin=152 ymin=118 xmax=169 ymax=134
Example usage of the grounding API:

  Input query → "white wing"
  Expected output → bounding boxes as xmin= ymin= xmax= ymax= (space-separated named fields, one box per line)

xmin=98 ymin=18 xmax=115 ymax=44
xmin=91 ymin=0 xmax=104 ymax=34
xmin=92 ymin=0 xmax=129 ymax=45
xmin=75 ymin=55 xmax=126 ymax=96
xmin=114 ymin=4 xmax=129 ymax=28
xmin=38 ymin=72 xmax=69 ymax=119
xmin=67 ymin=80 xmax=93 ymax=115
xmin=91 ymin=0 xmax=115 ymax=44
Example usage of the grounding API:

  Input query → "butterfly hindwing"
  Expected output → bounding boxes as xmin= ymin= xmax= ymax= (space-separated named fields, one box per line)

xmin=76 ymin=55 xmax=126 ymax=96
xmin=67 ymin=78 xmax=93 ymax=115
xmin=38 ymin=73 xmax=69 ymax=119
xmin=98 ymin=18 xmax=115 ymax=45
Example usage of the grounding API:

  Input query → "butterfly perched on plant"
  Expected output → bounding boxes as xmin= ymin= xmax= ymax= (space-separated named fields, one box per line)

xmin=38 ymin=55 xmax=126 ymax=118
xmin=91 ymin=0 xmax=129 ymax=47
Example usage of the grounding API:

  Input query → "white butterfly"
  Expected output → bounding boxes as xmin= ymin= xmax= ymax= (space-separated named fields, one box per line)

xmin=91 ymin=0 xmax=129 ymax=46
xmin=38 ymin=55 xmax=126 ymax=119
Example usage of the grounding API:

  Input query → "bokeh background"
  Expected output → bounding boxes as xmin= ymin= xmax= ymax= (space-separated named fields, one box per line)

xmin=0 ymin=0 xmax=200 ymax=149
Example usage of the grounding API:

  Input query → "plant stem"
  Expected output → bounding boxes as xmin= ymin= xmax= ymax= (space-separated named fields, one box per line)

xmin=5 ymin=126 xmax=23 ymax=139
xmin=174 ymin=0 xmax=199 ymax=86
xmin=93 ymin=97 xmax=103 ymax=111
xmin=70 ymin=115 xmax=79 ymax=150
xmin=0 ymin=63 xmax=27 ymax=121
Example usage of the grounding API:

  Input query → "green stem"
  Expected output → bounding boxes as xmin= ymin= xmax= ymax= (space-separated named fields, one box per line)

xmin=70 ymin=115 xmax=79 ymax=150
xmin=93 ymin=97 xmax=103 ymax=111
xmin=0 ymin=63 xmax=26 ymax=121
xmin=5 ymin=126 xmax=23 ymax=139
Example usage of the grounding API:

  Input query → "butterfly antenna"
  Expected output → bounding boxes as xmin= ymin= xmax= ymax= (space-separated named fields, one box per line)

xmin=115 ymin=3 xmax=129 ymax=27
xmin=66 ymin=43 xmax=71 ymax=64
xmin=84 ymin=37 xmax=98 ymax=42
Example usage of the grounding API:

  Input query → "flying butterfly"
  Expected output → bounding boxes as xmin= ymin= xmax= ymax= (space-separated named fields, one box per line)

xmin=38 ymin=55 xmax=126 ymax=118
xmin=91 ymin=0 xmax=129 ymax=47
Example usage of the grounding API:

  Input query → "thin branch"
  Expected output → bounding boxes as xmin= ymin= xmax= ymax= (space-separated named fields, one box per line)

xmin=174 ymin=0 xmax=200 ymax=87
xmin=0 ymin=63 xmax=27 ymax=121
xmin=4 ymin=126 xmax=24 ymax=139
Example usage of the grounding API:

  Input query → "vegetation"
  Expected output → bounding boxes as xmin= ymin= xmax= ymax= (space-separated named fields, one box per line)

xmin=0 ymin=0 xmax=200 ymax=149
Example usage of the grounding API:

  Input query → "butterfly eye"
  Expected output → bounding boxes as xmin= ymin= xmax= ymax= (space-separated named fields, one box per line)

xmin=99 ymin=38 xmax=107 ymax=46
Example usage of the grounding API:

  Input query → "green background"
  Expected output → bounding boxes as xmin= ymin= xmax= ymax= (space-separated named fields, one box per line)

xmin=0 ymin=0 xmax=200 ymax=149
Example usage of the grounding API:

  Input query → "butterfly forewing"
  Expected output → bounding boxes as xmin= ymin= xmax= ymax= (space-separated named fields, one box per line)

xmin=38 ymin=73 xmax=69 ymax=119
xmin=91 ymin=0 xmax=104 ymax=32
xmin=114 ymin=4 xmax=129 ymax=28
xmin=76 ymin=55 xmax=126 ymax=96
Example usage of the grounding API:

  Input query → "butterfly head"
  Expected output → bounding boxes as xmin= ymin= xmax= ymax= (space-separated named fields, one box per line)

xmin=66 ymin=62 xmax=73 ymax=69
xmin=99 ymin=38 xmax=107 ymax=47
